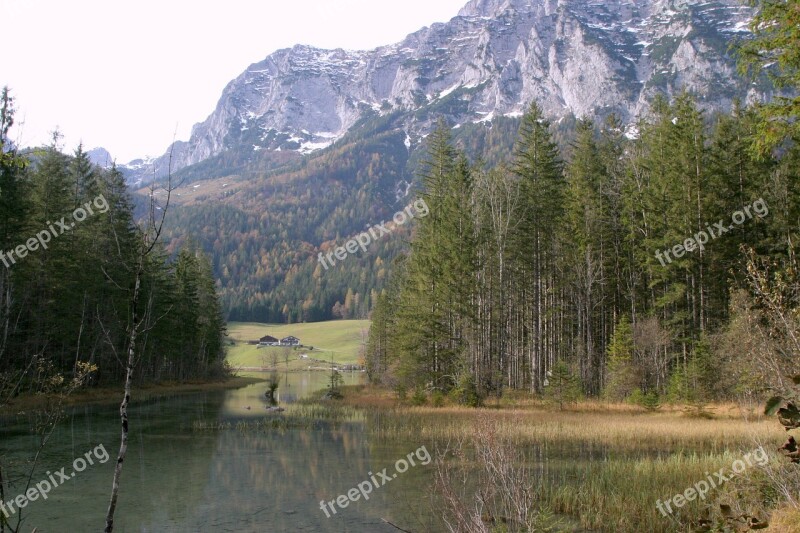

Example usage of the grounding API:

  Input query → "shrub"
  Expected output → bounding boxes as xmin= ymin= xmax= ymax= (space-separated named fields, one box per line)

xmin=431 ymin=390 xmax=445 ymax=407
xmin=627 ymin=388 xmax=645 ymax=406
xmin=411 ymin=387 xmax=428 ymax=406
xmin=396 ymin=384 xmax=407 ymax=401
xmin=452 ymin=373 xmax=483 ymax=407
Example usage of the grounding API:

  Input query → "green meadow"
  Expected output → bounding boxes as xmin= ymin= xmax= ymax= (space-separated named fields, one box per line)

xmin=225 ymin=320 xmax=370 ymax=368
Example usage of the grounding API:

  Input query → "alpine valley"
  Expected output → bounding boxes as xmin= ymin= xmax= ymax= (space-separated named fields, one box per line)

xmin=121 ymin=0 xmax=762 ymax=323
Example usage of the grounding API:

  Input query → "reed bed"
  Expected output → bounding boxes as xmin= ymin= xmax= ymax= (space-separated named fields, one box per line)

xmin=356 ymin=398 xmax=791 ymax=532
xmin=543 ymin=452 xmax=741 ymax=532
xmin=365 ymin=406 xmax=784 ymax=452
xmin=190 ymin=403 xmax=362 ymax=431
xmin=190 ymin=385 xmax=795 ymax=531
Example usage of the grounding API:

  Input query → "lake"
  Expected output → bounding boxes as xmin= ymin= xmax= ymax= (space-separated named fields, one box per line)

xmin=0 ymin=372 xmax=444 ymax=533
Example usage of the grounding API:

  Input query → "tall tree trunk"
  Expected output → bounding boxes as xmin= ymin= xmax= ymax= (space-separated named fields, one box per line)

xmin=104 ymin=266 xmax=141 ymax=533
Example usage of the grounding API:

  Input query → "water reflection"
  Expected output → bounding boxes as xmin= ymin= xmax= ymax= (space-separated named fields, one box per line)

xmin=0 ymin=372 xmax=439 ymax=532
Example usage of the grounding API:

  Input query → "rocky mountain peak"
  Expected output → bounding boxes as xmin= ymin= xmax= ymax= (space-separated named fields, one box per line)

xmin=86 ymin=147 xmax=114 ymax=168
xmin=458 ymin=0 xmax=553 ymax=18
xmin=122 ymin=0 xmax=758 ymax=182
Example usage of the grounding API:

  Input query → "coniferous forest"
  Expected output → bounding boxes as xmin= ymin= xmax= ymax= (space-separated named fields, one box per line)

xmin=158 ymin=116 xmax=561 ymax=324
xmin=367 ymin=92 xmax=800 ymax=400
xmin=0 ymin=88 xmax=227 ymax=392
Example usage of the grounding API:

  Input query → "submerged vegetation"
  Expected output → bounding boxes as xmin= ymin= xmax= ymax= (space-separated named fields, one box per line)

xmin=190 ymin=402 xmax=363 ymax=432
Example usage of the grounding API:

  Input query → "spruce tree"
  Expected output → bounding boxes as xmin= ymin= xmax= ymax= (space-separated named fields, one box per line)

xmin=0 ymin=87 xmax=29 ymax=368
xmin=393 ymin=122 xmax=459 ymax=389
xmin=564 ymin=119 xmax=608 ymax=393
xmin=512 ymin=102 xmax=564 ymax=392
xmin=545 ymin=360 xmax=581 ymax=410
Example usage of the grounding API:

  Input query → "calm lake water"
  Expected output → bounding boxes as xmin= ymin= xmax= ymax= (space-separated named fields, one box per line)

xmin=0 ymin=372 xmax=443 ymax=533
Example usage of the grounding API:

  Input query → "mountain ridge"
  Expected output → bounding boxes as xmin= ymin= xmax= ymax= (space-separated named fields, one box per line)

xmin=122 ymin=0 xmax=757 ymax=183
xmin=131 ymin=0 xmax=768 ymax=322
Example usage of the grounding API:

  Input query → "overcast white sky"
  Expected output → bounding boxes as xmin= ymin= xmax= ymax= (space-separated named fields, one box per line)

xmin=0 ymin=0 xmax=467 ymax=162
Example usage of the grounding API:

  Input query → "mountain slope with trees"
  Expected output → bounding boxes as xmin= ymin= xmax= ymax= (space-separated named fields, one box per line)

xmin=121 ymin=0 xmax=767 ymax=323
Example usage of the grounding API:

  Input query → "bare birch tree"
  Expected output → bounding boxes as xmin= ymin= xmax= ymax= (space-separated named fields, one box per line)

xmin=103 ymin=154 xmax=175 ymax=533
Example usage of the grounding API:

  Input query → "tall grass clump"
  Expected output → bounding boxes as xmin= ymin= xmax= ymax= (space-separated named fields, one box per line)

xmin=542 ymin=453 xmax=734 ymax=532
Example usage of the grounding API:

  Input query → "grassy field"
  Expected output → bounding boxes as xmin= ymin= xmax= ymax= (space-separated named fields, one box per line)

xmin=226 ymin=320 xmax=370 ymax=369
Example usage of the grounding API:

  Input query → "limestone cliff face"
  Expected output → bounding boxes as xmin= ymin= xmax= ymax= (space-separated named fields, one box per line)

xmin=127 ymin=0 xmax=754 ymax=178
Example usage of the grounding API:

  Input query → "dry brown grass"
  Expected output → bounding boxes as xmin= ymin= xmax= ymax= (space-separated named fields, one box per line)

xmin=339 ymin=384 xmax=402 ymax=408
xmin=370 ymin=408 xmax=783 ymax=451
xmin=768 ymin=506 xmax=800 ymax=532
xmin=342 ymin=384 xmax=784 ymax=450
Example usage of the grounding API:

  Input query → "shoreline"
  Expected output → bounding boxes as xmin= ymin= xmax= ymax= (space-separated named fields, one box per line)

xmin=0 ymin=375 xmax=265 ymax=415
xmin=235 ymin=366 xmax=366 ymax=373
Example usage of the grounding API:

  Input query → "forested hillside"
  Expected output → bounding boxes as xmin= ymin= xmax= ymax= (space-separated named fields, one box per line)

xmin=0 ymin=88 xmax=227 ymax=392
xmin=366 ymin=93 xmax=800 ymax=399
xmin=155 ymin=114 xmax=580 ymax=323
